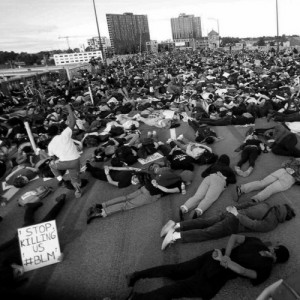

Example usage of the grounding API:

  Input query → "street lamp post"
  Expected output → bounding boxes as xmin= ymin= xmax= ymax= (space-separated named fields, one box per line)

xmin=276 ymin=0 xmax=280 ymax=54
xmin=92 ymin=0 xmax=106 ymax=65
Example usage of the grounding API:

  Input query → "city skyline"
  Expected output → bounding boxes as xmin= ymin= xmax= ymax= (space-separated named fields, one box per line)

xmin=1 ymin=0 xmax=300 ymax=53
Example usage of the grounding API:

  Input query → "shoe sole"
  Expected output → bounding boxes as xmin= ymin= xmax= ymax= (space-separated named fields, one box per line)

xmin=161 ymin=228 xmax=175 ymax=250
xmin=160 ymin=220 xmax=175 ymax=238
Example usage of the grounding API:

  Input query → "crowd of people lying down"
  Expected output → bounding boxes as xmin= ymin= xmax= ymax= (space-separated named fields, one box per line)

xmin=1 ymin=46 xmax=300 ymax=299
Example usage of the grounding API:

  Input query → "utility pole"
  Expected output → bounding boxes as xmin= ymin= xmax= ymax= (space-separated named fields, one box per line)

xmin=139 ymin=28 xmax=142 ymax=55
xmin=92 ymin=0 xmax=106 ymax=65
xmin=276 ymin=0 xmax=280 ymax=55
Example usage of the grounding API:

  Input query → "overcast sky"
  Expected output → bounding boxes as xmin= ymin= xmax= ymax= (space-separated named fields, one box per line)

xmin=1 ymin=0 xmax=300 ymax=53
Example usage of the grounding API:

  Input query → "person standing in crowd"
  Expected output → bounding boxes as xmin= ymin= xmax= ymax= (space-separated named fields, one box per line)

xmin=125 ymin=234 xmax=289 ymax=300
xmin=47 ymin=104 xmax=86 ymax=198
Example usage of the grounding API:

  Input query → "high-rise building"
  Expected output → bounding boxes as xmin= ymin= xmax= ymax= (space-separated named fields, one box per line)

xmin=171 ymin=13 xmax=202 ymax=49
xmin=87 ymin=37 xmax=111 ymax=51
xmin=106 ymin=12 xmax=150 ymax=55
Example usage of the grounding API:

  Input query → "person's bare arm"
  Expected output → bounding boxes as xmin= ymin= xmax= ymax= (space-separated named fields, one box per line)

xmin=213 ymin=248 xmax=257 ymax=279
xmin=224 ymin=234 xmax=246 ymax=257
xmin=65 ymin=104 xmax=76 ymax=130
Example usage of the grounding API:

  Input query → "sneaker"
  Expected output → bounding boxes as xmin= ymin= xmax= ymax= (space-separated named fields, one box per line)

xmin=126 ymin=272 xmax=138 ymax=287
xmin=160 ymin=220 xmax=176 ymax=238
xmin=234 ymin=166 xmax=241 ymax=172
xmin=161 ymin=228 xmax=176 ymax=250
xmin=87 ymin=210 xmax=103 ymax=224
xmin=179 ymin=206 xmax=188 ymax=221
xmin=245 ymin=127 xmax=254 ymax=136
xmin=75 ymin=189 xmax=82 ymax=199
xmin=86 ymin=206 xmax=96 ymax=218
xmin=234 ymin=166 xmax=245 ymax=177
xmin=55 ymin=194 xmax=66 ymax=203
xmin=236 ymin=185 xmax=242 ymax=201
xmin=59 ymin=180 xmax=75 ymax=190
xmin=192 ymin=211 xmax=198 ymax=219
xmin=80 ymin=179 xmax=89 ymax=188
xmin=177 ymin=134 xmax=184 ymax=140
xmin=192 ymin=208 xmax=203 ymax=219
xmin=243 ymin=167 xmax=253 ymax=177
xmin=179 ymin=209 xmax=184 ymax=221
xmin=95 ymin=204 xmax=103 ymax=210
xmin=147 ymin=131 xmax=153 ymax=138
xmin=132 ymin=113 xmax=141 ymax=120
xmin=152 ymin=131 xmax=157 ymax=137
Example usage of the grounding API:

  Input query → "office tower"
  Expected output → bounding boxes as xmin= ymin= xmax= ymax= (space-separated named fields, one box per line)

xmin=171 ymin=13 xmax=202 ymax=48
xmin=106 ymin=12 xmax=150 ymax=55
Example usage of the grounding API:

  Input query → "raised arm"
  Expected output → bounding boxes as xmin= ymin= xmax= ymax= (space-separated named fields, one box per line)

xmin=65 ymin=104 xmax=76 ymax=130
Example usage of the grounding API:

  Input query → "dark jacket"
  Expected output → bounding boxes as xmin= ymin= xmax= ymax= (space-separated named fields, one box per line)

xmin=201 ymin=154 xmax=236 ymax=185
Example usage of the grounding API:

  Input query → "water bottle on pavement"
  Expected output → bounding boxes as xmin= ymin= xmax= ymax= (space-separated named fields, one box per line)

xmin=181 ymin=182 xmax=186 ymax=195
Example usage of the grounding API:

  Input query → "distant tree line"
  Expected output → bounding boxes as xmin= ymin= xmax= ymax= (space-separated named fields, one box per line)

xmin=220 ymin=34 xmax=299 ymax=47
xmin=0 ymin=48 xmax=81 ymax=68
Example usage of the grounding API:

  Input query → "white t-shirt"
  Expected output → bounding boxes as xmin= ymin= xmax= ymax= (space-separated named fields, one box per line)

xmin=48 ymin=127 xmax=80 ymax=161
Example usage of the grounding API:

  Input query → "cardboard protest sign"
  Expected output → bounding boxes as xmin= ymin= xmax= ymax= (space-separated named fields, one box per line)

xmin=138 ymin=152 xmax=163 ymax=165
xmin=18 ymin=220 xmax=61 ymax=272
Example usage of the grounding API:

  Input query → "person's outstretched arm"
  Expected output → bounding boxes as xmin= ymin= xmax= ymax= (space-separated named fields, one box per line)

xmin=65 ymin=104 xmax=76 ymax=130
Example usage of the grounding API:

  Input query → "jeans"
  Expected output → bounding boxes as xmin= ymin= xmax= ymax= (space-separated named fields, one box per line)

xmin=131 ymin=251 xmax=228 ymax=300
xmin=241 ymin=168 xmax=295 ymax=202
xmin=103 ymin=186 xmax=161 ymax=216
xmin=180 ymin=213 xmax=239 ymax=243
xmin=183 ymin=173 xmax=226 ymax=213
xmin=50 ymin=158 xmax=81 ymax=191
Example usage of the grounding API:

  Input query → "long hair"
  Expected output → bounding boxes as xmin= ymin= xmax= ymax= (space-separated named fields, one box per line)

xmin=134 ymin=171 xmax=153 ymax=186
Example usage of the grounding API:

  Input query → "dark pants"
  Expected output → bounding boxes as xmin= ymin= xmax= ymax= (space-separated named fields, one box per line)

xmin=272 ymin=133 xmax=300 ymax=157
xmin=132 ymin=251 xmax=228 ymax=300
xmin=180 ymin=213 xmax=239 ymax=243
xmin=86 ymin=164 xmax=106 ymax=181
xmin=237 ymin=147 xmax=260 ymax=167
xmin=198 ymin=118 xmax=232 ymax=126
xmin=274 ymin=112 xmax=300 ymax=122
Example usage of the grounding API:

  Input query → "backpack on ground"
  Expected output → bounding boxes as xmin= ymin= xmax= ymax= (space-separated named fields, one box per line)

xmin=18 ymin=185 xmax=53 ymax=206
